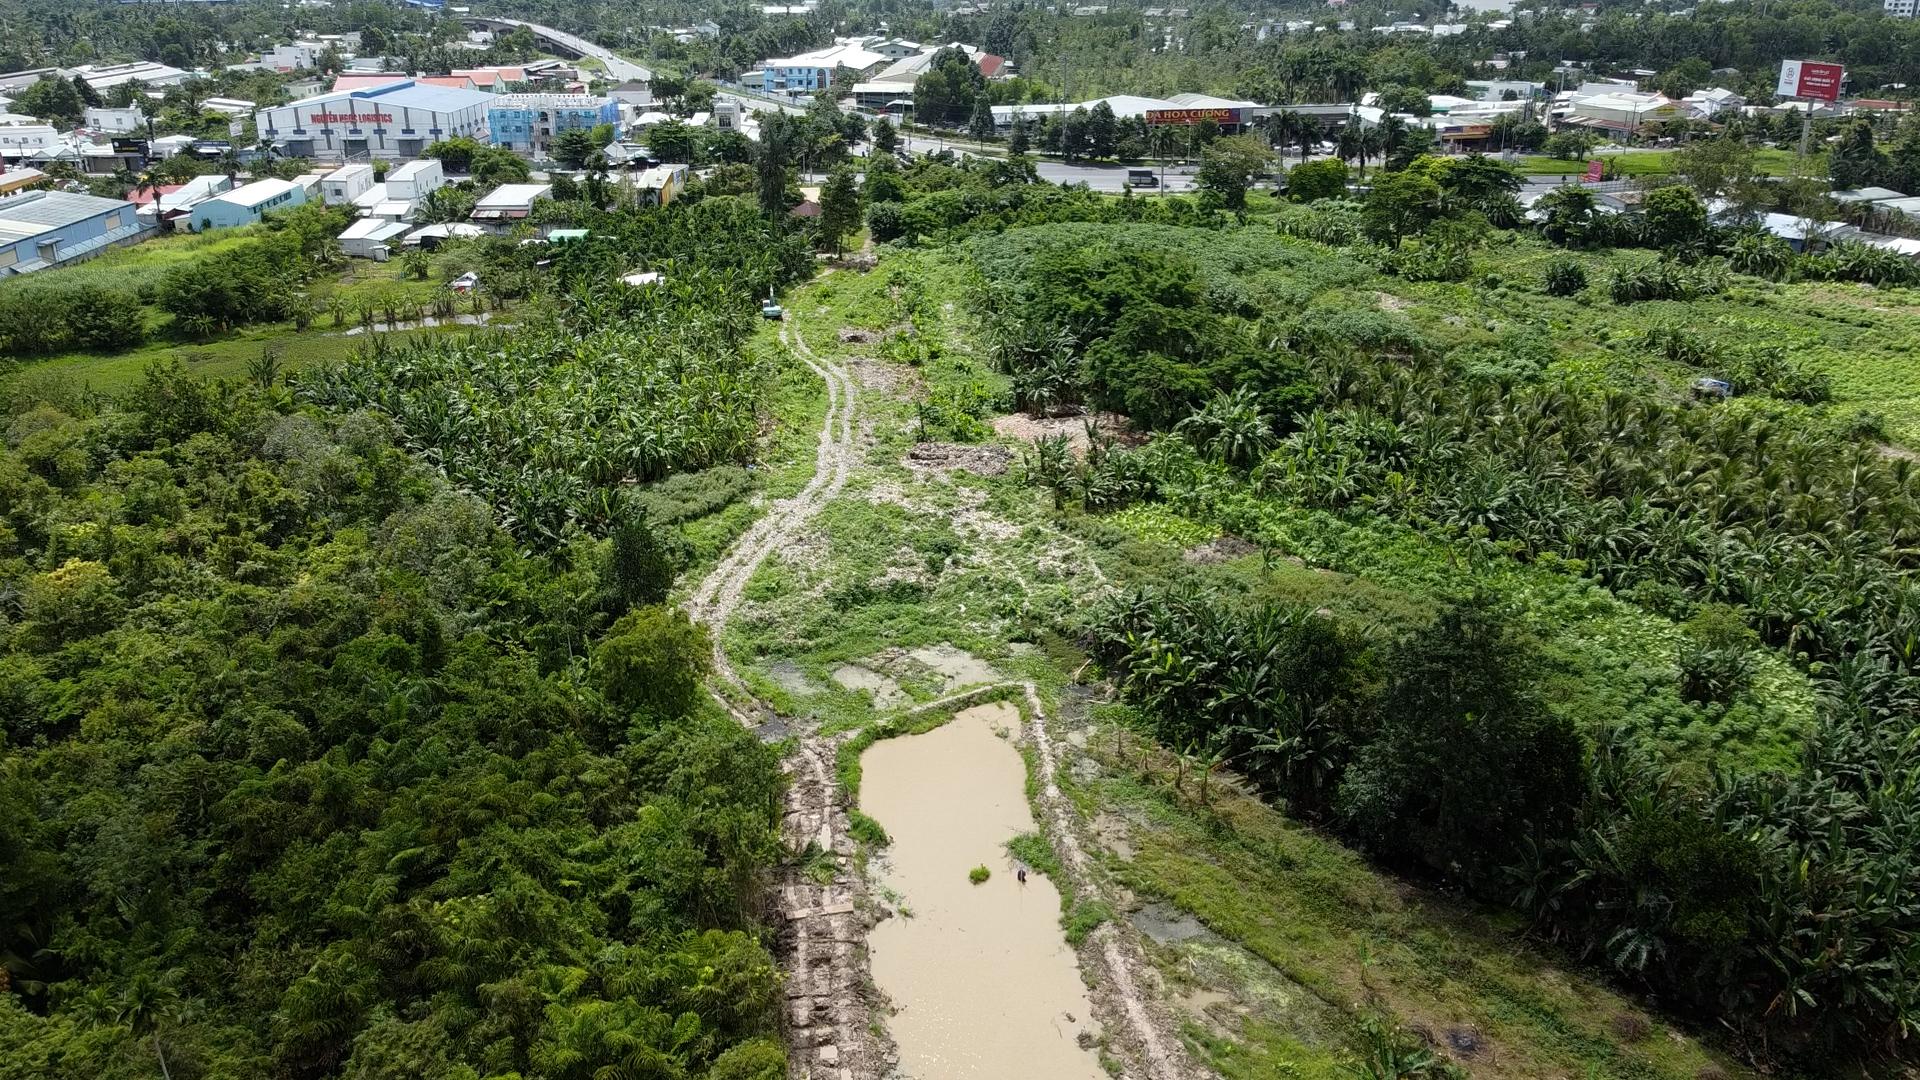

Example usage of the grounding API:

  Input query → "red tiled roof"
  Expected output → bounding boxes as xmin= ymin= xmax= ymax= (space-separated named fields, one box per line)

xmin=977 ymin=53 xmax=1008 ymax=78
xmin=126 ymin=184 xmax=186 ymax=205
xmin=416 ymin=76 xmax=477 ymax=90
xmin=332 ymin=74 xmax=410 ymax=92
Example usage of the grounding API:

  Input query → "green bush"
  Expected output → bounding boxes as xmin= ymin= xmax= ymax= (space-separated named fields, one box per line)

xmin=0 ymin=279 xmax=147 ymax=356
xmin=1608 ymin=258 xmax=1727 ymax=304
xmin=968 ymin=864 xmax=991 ymax=884
xmin=1542 ymin=258 xmax=1588 ymax=296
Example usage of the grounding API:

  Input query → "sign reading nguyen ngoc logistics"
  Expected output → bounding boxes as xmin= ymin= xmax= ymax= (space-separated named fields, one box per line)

xmin=1146 ymin=108 xmax=1241 ymax=125
xmin=310 ymin=110 xmax=395 ymax=124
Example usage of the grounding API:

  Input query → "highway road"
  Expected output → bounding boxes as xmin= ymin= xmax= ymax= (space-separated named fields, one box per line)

xmin=1035 ymin=160 xmax=1199 ymax=192
xmin=470 ymin=17 xmax=653 ymax=84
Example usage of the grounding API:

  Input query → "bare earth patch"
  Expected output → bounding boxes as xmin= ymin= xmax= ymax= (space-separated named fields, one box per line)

xmin=991 ymin=410 xmax=1140 ymax=455
xmin=904 ymin=441 xmax=1012 ymax=476
xmin=1182 ymin=535 xmax=1259 ymax=564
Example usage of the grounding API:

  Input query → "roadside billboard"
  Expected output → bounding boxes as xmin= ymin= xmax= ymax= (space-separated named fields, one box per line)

xmin=1145 ymin=108 xmax=1241 ymax=126
xmin=1776 ymin=60 xmax=1845 ymax=102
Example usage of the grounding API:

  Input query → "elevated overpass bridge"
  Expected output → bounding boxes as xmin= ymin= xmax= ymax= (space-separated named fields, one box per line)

xmin=464 ymin=17 xmax=652 ymax=83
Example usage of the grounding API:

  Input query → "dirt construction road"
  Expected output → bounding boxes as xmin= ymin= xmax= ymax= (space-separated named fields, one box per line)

xmin=682 ymin=320 xmax=879 ymax=1080
xmin=682 ymin=311 xmax=1194 ymax=1080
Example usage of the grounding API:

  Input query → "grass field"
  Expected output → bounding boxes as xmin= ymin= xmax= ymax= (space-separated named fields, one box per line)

xmin=5 ymin=322 xmax=484 ymax=396
xmin=1072 ymin=728 xmax=1753 ymax=1080
xmin=1513 ymin=146 xmax=1817 ymax=178
xmin=2 ymin=224 xmax=499 ymax=396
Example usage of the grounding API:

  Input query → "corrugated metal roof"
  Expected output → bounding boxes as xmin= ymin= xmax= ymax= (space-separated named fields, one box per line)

xmin=475 ymin=183 xmax=551 ymax=208
xmin=206 ymin=179 xmax=299 ymax=208
xmin=339 ymin=217 xmax=410 ymax=241
xmin=287 ymin=80 xmax=495 ymax=113
xmin=0 ymin=190 xmax=135 ymax=239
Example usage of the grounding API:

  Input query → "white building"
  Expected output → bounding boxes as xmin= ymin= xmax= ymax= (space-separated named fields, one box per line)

xmin=385 ymin=159 xmax=445 ymax=202
xmin=264 ymin=43 xmax=323 ymax=71
xmin=471 ymin=182 xmax=550 ymax=229
xmin=1682 ymin=87 xmax=1744 ymax=118
xmin=759 ymin=39 xmax=893 ymax=93
xmin=609 ymin=80 xmax=654 ymax=108
xmin=850 ymin=44 xmax=1011 ymax=109
xmin=83 ymin=106 xmax=146 ymax=134
xmin=0 ymin=119 xmax=63 ymax=161
xmin=149 ymin=134 xmax=198 ymax=159
xmin=1887 ymin=0 xmax=1915 ymax=16
xmin=203 ymin=97 xmax=258 ymax=117
xmin=337 ymin=216 xmax=410 ymax=258
xmin=255 ymin=80 xmax=494 ymax=161
xmin=321 ymin=163 xmax=375 ymax=206
xmin=1464 ymin=79 xmax=1543 ymax=101
xmin=1568 ymin=90 xmax=1682 ymax=132
xmin=71 ymin=61 xmax=191 ymax=93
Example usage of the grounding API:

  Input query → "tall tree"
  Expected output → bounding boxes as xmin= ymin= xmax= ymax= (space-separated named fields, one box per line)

xmin=1196 ymin=134 xmax=1270 ymax=213
xmin=1088 ymin=100 xmax=1119 ymax=160
xmin=817 ymin=164 xmax=862 ymax=255
xmin=969 ymin=95 xmax=995 ymax=142
xmin=754 ymin=114 xmax=795 ymax=216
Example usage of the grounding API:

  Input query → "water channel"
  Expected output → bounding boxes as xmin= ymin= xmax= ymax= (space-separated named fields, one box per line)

xmin=859 ymin=702 xmax=1108 ymax=1080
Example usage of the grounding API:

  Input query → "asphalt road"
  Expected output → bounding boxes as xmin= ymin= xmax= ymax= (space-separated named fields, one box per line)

xmin=1033 ymin=160 xmax=1200 ymax=192
xmin=474 ymin=17 xmax=653 ymax=84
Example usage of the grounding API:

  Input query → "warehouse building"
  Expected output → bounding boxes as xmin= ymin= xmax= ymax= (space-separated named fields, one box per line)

xmin=256 ymin=80 xmax=493 ymax=162
xmin=0 ymin=189 xmax=149 ymax=275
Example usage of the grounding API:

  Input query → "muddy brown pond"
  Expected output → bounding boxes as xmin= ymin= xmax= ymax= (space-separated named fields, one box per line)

xmin=860 ymin=702 xmax=1107 ymax=1080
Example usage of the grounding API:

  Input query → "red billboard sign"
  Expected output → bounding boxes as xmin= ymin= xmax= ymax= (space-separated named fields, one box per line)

xmin=1775 ymin=60 xmax=1844 ymax=103
xmin=1145 ymin=108 xmax=1242 ymax=126
xmin=310 ymin=110 xmax=394 ymax=124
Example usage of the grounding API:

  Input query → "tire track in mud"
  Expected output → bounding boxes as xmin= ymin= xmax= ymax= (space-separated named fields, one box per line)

xmin=682 ymin=319 xmax=876 ymax=1080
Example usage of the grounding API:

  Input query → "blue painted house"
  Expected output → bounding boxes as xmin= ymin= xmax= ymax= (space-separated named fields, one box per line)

xmin=190 ymin=178 xmax=308 ymax=231
xmin=487 ymin=94 xmax=621 ymax=154
xmin=0 ymin=189 xmax=149 ymax=275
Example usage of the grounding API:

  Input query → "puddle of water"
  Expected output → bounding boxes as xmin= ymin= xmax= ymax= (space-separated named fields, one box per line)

xmin=833 ymin=664 xmax=907 ymax=709
xmin=1131 ymin=902 xmax=1211 ymax=945
xmin=862 ymin=703 xmax=1106 ymax=1080
xmin=339 ymin=313 xmax=494 ymax=335
xmin=765 ymin=659 xmax=815 ymax=695
xmin=907 ymin=644 xmax=999 ymax=691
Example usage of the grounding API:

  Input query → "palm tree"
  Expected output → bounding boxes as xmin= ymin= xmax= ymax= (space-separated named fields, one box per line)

xmin=1376 ymin=115 xmax=1408 ymax=170
xmin=115 ymin=972 xmax=185 ymax=1080
xmin=1293 ymin=115 xmax=1323 ymax=164
xmin=1338 ymin=123 xmax=1384 ymax=179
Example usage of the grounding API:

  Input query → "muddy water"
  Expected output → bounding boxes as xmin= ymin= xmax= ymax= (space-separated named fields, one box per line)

xmin=861 ymin=702 xmax=1107 ymax=1080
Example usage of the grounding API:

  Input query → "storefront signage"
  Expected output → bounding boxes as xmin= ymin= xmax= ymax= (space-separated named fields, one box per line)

xmin=1145 ymin=108 xmax=1241 ymax=125
xmin=310 ymin=110 xmax=394 ymax=124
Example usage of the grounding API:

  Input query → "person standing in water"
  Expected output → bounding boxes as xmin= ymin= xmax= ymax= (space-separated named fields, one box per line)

xmin=1016 ymin=865 xmax=1028 ymax=884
